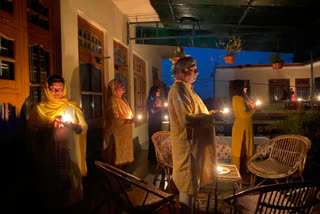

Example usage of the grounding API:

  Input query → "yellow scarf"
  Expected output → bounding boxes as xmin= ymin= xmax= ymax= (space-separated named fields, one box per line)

xmin=28 ymin=83 xmax=80 ymax=128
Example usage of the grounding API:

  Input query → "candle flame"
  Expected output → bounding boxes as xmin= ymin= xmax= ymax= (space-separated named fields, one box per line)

xmin=164 ymin=115 xmax=168 ymax=120
xmin=256 ymin=100 xmax=261 ymax=106
xmin=217 ymin=166 xmax=222 ymax=174
xmin=164 ymin=102 xmax=168 ymax=107
xmin=222 ymin=108 xmax=229 ymax=114
xmin=138 ymin=114 xmax=142 ymax=120
xmin=62 ymin=114 xmax=72 ymax=123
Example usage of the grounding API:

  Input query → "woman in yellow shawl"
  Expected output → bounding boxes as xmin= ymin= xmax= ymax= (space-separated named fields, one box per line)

xmin=102 ymin=79 xmax=136 ymax=171
xmin=27 ymin=74 xmax=87 ymax=212
xmin=231 ymin=80 xmax=256 ymax=177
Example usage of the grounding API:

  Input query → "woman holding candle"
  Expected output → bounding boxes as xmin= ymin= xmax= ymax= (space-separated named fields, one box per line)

xmin=102 ymin=79 xmax=137 ymax=171
xmin=146 ymin=86 xmax=166 ymax=163
xmin=27 ymin=74 xmax=87 ymax=212
xmin=231 ymin=80 xmax=257 ymax=177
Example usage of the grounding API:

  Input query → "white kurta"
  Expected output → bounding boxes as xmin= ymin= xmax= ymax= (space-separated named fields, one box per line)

xmin=168 ymin=80 xmax=218 ymax=194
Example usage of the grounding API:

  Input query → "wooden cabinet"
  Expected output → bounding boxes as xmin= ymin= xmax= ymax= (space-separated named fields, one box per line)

xmin=0 ymin=0 xmax=61 ymax=121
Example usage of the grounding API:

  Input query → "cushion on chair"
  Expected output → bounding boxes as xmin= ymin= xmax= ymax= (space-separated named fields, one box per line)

xmin=249 ymin=158 xmax=292 ymax=176
xmin=126 ymin=183 xmax=173 ymax=209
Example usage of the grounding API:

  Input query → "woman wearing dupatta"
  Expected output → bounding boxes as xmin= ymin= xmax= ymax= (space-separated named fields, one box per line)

xmin=27 ymin=75 xmax=87 ymax=211
xmin=102 ymin=79 xmax=136 ymax=170
xmin=231 ymin=80 xmax=256 ymax=177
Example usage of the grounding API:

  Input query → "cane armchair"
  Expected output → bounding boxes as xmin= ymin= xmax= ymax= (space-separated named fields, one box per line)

xmin=224 ymin=182 xmax=320 ymax=214
xmin=94 ymin=161 xmax=175 ymax=214
xmin=151 ymin=131 xmax=174 ymax=192
xmin=248 ymin=134 xmax=311 ymax=187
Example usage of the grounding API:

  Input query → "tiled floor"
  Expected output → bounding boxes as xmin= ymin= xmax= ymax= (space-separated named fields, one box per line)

xmin=130 ymin=148 xmax=320 ymax=214
xmin=130 ymin=149 xmax=248 ymax=214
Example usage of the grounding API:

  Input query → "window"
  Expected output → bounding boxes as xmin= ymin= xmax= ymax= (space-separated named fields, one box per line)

xmin=28 ymin=45 xmax=50 ymax=109
xmin=295 ymin=78 xmax=310 ymax=100
xmin=269 ymin=79 xmax=290 ymax=102
xmin=27 ymin=0 xmax=49 ymax=30
xmin=114 ymin=41 xmax=129 ymax=101
xmin=78 ymin=16 xmax=104 ymax=123
xmin=0 ymin=34 xmax=14 ymax=80
xmin=133 ymin=54 xmax=146 ymax=126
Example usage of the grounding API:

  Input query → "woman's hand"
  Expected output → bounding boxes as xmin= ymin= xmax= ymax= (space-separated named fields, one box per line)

xmin=61 ymin=121 xmax=83 ymax=134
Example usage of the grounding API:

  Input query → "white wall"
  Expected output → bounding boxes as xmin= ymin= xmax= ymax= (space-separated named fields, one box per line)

xmin=215 ymin=63 xmax=320 ymax=104
xmin=60 ymin=0 xmax=174 ymax=148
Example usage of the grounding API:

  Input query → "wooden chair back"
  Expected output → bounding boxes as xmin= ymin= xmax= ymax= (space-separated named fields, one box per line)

xmin=224 ymin=182 xmax=320 ymax=214
xmin=94 ymin=160 xmax=175 ymax=214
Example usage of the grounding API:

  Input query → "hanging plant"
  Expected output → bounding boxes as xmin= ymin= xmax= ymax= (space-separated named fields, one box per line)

xmin=269 ymin=53 xmax=284 ymax=69
xmin=216 ymin=36 xmax=242 ymax=64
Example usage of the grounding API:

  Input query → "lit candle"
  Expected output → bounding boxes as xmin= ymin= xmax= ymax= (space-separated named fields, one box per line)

xmin=62 ymin=113 xmax=72 ymax=123
xmin=222 ymin=107 xmax=229 ymax=114
xmin=164 ymin=102 xmax=168 ymax=107
xmin=317 ymin=96 xmax=320 ymax=101
xmin=217 ymin=166 xmax=223 ymax=174
xmin=137 ymin=114 xmax=142 ymax=120
xmin=256 ymin=100 xmax=261 ymax=106
xmin=164 ymin=115 xmax=168 ymax=120
xmin=297 ymin=98 xmax=302 ymax=102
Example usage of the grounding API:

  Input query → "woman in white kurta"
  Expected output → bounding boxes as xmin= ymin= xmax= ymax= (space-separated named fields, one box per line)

xmin=168 ymin=57 xmax=223 ymax=213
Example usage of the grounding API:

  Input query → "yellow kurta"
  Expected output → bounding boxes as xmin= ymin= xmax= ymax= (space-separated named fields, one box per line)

xmin=27 ymin=84 xmax=88 ymax=207
xmin=168 ymin=80 xmax=217 ymax=195
xmin=231 ymin=95 xmax=256 ymax=171
xmin=103 ymin=80 xmax=134 ymax=166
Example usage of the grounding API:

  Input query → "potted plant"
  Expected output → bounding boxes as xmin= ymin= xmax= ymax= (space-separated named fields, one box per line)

xmin=169 ymin=46 xmax=189 ymax=71
xmin=269 ymin=53 xmax=284 ymax=69
xmin=224 ymin=36 xmax=242 ymax=64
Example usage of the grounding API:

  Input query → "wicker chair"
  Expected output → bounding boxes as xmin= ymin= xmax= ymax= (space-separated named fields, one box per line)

xmin=151 ymin=131 xmax=173 ymax=192
xmin=224 ymin=182 xmax=320 ymax=214
xmin=248 ymin=134 xmax=311 ymax=187
xmin=94 ymin=160 xmax=175 ymax=214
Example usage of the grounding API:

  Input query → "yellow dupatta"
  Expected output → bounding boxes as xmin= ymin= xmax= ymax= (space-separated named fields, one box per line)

xmin=28 ymin=83 xmax=81 ymax=129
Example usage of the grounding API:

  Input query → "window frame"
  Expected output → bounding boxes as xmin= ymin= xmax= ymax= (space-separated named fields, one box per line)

xmin=78 ymin=16 xmax=104 ymax=127
xmin=133 ymin=53 xmax=146 ymax=127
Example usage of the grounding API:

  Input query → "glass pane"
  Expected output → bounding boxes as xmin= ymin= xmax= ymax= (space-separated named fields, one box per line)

xmin=27 ymin=0 xmax=49 ymax=30
xmin=0 ymin=60 xmax=14 ymax=80
xmin=80 ymin=63 xmax=92 ymax=91
xmin=297 ymin=87 xmax=309 ymax=100
xmin=8 ymin=103 xmax=16 ymax=121
xmin=30 ymin=86 xmax=41 ymax=107
xmin=0 ymin=0 xmax=13 ymax=13
xmin=82 ymin=94 xmax=93 ymax=120
xmin=92 ymin=65 xmax=101 ymax=92
xmin=0 ymin=103 xmax=5 ymax=121
xmin=39 ymin=48 xmax=49 ymax=83
xmin=93 ymin=95 xmax=102 ymax=118
xmin=29 ymin=45 xmax=49 ymax=84
xmin=0 ymin=35 xmax=14 ymax=59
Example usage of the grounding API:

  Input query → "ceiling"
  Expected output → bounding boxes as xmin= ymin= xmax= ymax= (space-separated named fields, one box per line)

xmin=129 ymin=0 xmax=320 ymax=62
xmin=112 ymin=0 xmax=159 ymax=22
